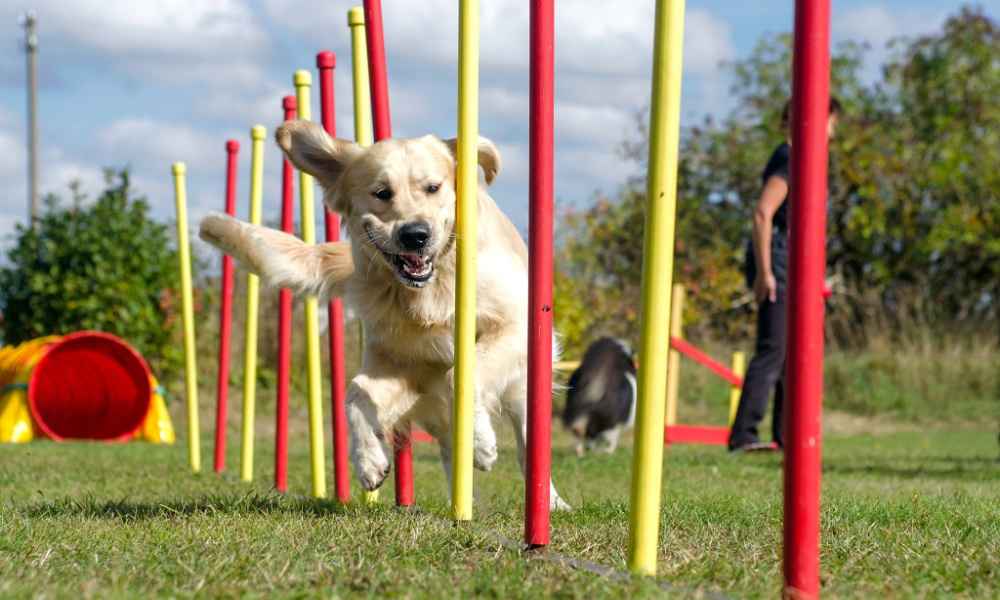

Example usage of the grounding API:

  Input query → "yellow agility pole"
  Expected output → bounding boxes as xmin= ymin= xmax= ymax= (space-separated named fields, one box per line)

xmin=452 ymin=0 xmax=479 ymax=523
xmin=240 ymin=125 xmax=266 ymax=482
xmin=349 ymin=7 xmax=374 ymax=149
xmin=627 ymin=0 xmax=685 ymax=576
xmin=294 ymin=70 xmax=328 ymax=499
xmin=728 ymin=352 xmax=745 ymax=426
xmin=171 ymin=162 xmax=201 ymax=473
xmin=349 ymin=5 xmax=379 ymax=505
xmin=664 ymin=283 xmax=685 ymax=427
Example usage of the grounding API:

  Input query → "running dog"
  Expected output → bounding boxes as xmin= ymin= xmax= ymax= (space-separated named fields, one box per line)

xmin=562 ymin=337 xmax=637 ymax=455
xmin=199 ymin=120 xmax=570 ymax=510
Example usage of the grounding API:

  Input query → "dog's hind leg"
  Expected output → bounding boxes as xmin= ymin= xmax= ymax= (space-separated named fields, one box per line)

xmin=601 ymin=426 xmax=622 ymax=454
xmin=473 ymin=405 xmax=498 ymax=472
xmin=503 ymin=389 xmax=571 ymax=512
xmin=442 ymin=367 xmax=499 ymax=472
xmin=420 ymin=417 xmax=455 ymax=502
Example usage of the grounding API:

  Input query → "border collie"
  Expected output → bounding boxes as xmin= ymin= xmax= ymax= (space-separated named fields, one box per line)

xmin=562 ymin=337 xmax=637 ymax=455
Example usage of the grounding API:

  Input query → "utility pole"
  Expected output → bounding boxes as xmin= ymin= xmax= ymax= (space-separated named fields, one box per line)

xmin=21 ymin=12 xmax=39 ymax=229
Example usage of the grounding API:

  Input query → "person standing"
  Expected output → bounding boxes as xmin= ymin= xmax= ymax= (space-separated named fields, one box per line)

xmin=728 ymin=98 xmax=841 ymax=452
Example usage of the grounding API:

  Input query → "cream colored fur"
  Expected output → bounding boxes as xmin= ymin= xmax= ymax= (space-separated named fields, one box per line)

xmin=199 ymin=121 xmax=569 ymax=510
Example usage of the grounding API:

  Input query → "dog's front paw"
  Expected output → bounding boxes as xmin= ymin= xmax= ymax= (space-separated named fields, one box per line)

xmin=473 ymin=439 xmax=498 ymax=472
xmin=353 ymin=441 xmax=391 ymax=491
xmin=198 ymin=212 xmax=243 ymax=254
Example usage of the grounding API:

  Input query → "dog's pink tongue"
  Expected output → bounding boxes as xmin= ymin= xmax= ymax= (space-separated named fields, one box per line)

xmin=400 ymin=253 xmax=425 ymax=269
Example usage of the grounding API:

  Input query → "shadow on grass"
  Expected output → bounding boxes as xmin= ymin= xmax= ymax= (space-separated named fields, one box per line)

xmin=725 ymin=449 xmax=1000 ymax=482
xmin=20 ymin=492 xmax=372 ymax=521
xmin=821 ymin=454 xmax=1000 ymax=481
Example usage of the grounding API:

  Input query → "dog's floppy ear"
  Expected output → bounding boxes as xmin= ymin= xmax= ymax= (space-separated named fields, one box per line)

xmin=275 ymin=120 xmax=363 ymax=190
xmin=442 ymin=136 xmax=502 ymax=186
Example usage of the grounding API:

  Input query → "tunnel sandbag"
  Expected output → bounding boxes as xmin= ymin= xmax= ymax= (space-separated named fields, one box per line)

xmin=26 ymin=332 xmax=152 ymax=441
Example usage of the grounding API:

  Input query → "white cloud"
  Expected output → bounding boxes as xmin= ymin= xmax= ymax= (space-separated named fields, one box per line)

xmin=99 ymin=117 xmax=221 ymax=167
xmin=684 ymin=9 xmax=736 ymax=75
xmin=834 ymin=5 xmax=948 ymax=81
xmin=0 ymin=0 xmax=270 ymax=88
xmin=0 ymin=128 xmax=22 ymax=181
xmin=0 ymin=117 xmax=108 ymax=246
xmin=1 ymin=0 xmax=741 ymax=247
xmin=835 ymin=5 xmax=946 ymax=49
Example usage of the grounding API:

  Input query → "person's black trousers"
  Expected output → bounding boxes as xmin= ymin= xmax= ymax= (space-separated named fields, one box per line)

xmin=728 ymin=293 xmax=787 ymax=449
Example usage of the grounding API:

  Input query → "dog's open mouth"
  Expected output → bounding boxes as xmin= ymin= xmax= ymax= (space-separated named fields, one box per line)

xmin=366 ymin=225 xmax=435 ymax=288
xmin=392 ymin=253 xmax=434 ymax=286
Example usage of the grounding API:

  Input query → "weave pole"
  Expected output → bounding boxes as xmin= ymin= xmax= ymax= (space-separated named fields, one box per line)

xmin=275 ymin=97 xmax=296 ymax=493
xmin=451 ymin=0 xmax=479 ymax=522
xmin=349 ymin=6 xmax=379 ymax=505
xmin=214 ymin=140 xmax=239 ymax=473
xmin=525 ymin=0 xmax=554 ymax=546
xmin=784 ymin=1 xmax=830 ymax=596
xmin=349 ymin=8 xmax=373 ymax=150
xmin=240 ymin=125 xmax=265 ymax=483
xmin=171 ymin=162 xmax=200 ymax=473
xmin=294 ymin=70 xmax=328 ymax=499
xmin=627 ymin=0 xmax=685 ymax=576
xmin=728 ymin=352 xmax=745 ymax=426
xmin=317 ymin=50 xmax=351 ymax=504
xmin=363 ymin=0 xmax=414 ymax=507
xmin=664 ymin=283 xmax=684 ymax=427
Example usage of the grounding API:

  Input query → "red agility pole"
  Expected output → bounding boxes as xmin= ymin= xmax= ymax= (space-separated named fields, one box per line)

xmin=363 ymin=0 xmax=392 ymax=141
xmin=784 ymin=0 xmax=831 ymax=597
xmin=317 ymin=50 xmax=351 ymax=504
xmin=275 ymin=96 xmax=297 ymax=493
xmin=214 ymin=139 xmax=239 ymax=474
xmin=363 ymin=0 xmax=414 ymax=507
xmin=525 ymin=0 xmax=554 ymax=547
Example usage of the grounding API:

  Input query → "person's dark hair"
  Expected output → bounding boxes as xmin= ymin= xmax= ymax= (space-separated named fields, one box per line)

xmin=781 ymin=96 xmax=841 ymax=128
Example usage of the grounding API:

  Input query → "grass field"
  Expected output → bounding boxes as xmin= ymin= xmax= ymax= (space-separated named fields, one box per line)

xmin=1 ymin=404 xmax=997 ymax=599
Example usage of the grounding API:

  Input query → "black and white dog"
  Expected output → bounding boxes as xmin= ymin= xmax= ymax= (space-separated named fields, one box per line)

xmin=562 ymin=337 xmax=637 ymax=455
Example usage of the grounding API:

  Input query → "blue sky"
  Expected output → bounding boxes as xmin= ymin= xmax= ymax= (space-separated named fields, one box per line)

xmin=0 ymin=0 xmax=980 ymax=259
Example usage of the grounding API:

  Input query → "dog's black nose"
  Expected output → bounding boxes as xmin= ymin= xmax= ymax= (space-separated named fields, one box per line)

xmin=398 ymin=221 xmax=431 ymax=251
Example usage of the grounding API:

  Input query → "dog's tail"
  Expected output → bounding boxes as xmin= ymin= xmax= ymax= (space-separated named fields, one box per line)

xmin=199 ymin=212 xmax=354 ymax=299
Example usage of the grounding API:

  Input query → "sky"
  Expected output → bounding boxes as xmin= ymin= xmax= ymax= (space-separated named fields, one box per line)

xmin=0 ymin=0 xmax=979 ymax=260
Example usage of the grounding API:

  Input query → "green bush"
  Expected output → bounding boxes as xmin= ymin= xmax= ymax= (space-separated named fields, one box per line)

xmin=0 ymin=170 xmax=182 ymax=376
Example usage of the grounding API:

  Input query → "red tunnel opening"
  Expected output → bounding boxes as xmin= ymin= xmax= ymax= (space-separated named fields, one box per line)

xmin=27 ymin=332 xmax=151 ymax=441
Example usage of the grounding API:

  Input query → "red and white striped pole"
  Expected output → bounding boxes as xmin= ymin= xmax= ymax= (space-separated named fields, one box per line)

xmin=525 ymin=0 xmax=554 ymax=547
xmin=275 ymin=96 xmax=296 ymax=493
xmin=784 ymin=0 xmax=830 ymax=597
xmin=363 ymin=0 xmax=414 ymax=507
xmin=214 ymin=139 xmax=239 ymax=474
xmin=316 ymin=50 xmax=351 ymax=504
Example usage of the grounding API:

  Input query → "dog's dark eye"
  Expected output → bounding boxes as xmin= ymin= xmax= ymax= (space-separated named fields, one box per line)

xmin=372 ymin=188 xmax=393 ymax=201
xmin=425 ymin=183 xmax=440 ymax=194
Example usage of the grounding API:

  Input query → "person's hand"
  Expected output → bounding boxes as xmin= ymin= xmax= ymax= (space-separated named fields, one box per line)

xmin=754 ymin=271 xmax=777 ymax=304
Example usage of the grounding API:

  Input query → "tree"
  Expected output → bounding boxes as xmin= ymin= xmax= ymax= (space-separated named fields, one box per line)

xmin=0 ymin=170 xmax=183 ymax=375
xmin=554 ymin=5 xmax=999 ymax=355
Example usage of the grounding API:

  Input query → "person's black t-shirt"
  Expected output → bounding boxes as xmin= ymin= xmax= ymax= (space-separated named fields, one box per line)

xmin=745 ymin=142 xmax=791 ymax=290
xmin=761 ymin=142 xmax=790 ymax=232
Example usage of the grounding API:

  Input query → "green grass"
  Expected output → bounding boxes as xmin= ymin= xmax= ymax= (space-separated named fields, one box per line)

xmin=1 ymin=411 xmax=997 ymax=598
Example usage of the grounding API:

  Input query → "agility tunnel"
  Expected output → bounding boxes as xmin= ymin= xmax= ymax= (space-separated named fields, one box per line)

xmin=0 ymin=331 xmax=174 ymax=443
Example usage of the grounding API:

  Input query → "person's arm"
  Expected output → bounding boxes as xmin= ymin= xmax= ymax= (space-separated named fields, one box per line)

xmin=751 ymin=175 xmax=789 ymax=303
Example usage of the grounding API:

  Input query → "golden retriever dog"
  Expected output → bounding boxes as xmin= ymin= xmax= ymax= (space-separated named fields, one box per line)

xmin=199 ymin=121 xmax=570 ymax=510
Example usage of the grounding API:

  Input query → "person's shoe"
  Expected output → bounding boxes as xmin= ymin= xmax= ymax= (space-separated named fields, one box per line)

xmin=731 ymin=440 xmax=778 ymax=453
